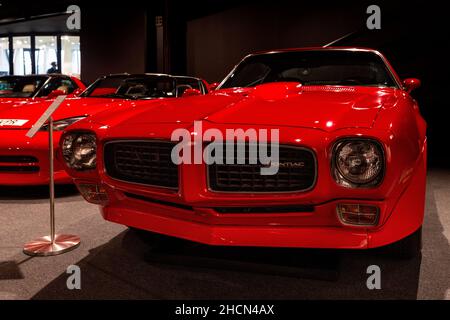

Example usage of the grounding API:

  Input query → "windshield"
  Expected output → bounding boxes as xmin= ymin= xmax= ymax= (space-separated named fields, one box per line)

xmin=220 ymin=50 xmax=398 ymax=89
xmin=82 ymin=75 xmax=179 ymax=99
xmin=0 ymin=76 xmax=48 ymax=98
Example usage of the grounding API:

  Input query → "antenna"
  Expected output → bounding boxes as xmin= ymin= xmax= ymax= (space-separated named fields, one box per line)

xmin=323 ymin=31 xmax=357 ymax=47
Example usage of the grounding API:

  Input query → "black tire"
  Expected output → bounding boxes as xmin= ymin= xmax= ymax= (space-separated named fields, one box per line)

xmin=390 ymin=227 xmax=422 ymax=260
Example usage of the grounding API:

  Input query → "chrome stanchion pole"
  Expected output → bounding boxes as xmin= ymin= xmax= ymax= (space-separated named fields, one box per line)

xmin=23 ymin=97 xmax=80 ymax=256
xmin=49 ymin=116 xmax=56 ymax=244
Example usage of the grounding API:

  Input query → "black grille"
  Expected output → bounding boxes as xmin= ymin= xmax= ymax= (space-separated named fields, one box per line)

xmin=0 ymin=156 xmax=39 ymax=173
xmin=214 ymin=205 xmax=315 ymax=214
xmin=208 ymin=144 xmax=316 ymax=192
xmin=124 ymin=192 xmax=193 ymax=211
xmin=0 ymin=166 xmax=39 ymax=173
xmin=0 ymin=156 xmax=39 ymax=163
xmin=104 ymin=141 xmax=178 ymax=189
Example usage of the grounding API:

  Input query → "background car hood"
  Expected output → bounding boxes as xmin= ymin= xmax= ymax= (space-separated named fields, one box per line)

xmin=87 ymin=84 xmax=402 ymax=133
xmin=0 ymin=98 xmax=34 ymax=110
xmin=0 ymin=97 xmax=154 ymax=130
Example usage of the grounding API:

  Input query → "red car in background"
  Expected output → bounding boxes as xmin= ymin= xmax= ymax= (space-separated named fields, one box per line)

xmin=0 ymin=73 xmax=207 ymax=185
xmin=61 ymin=48 xmax=427 ymax=257
xmin=0 ymin=74 xmax=85 ymax=107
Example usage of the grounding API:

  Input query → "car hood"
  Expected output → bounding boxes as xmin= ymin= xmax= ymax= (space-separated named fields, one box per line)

xmin=0 ymin=98 xmax=34 ymax=109
xmin=86 ymin=83 xmax=402 ymax=133
xmin=0 ymin=97 xmax=155 ymax=130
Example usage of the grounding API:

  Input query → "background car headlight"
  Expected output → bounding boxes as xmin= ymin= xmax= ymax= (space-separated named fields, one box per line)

xmin=62 ymin=132 xmax=97 ymax=171
xmin=333 ymin=139 xmax=384 ymax=187
xmin=40 ymin=116 xmax=86 ymax=132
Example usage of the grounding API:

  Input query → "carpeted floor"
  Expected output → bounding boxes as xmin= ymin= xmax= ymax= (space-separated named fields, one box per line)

xmin=0 ymin=169 xmax=449 ymax=300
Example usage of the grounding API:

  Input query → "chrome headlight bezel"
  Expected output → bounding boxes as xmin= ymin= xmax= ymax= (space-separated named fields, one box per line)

xmin=62 ymin=131 xmax=97 ymax=171
xmin=332 ymin=138 xmax=385 ymax=188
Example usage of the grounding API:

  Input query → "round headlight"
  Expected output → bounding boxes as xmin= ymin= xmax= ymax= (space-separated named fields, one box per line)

xmin=333 ymin=139 xmax=384 ymax=187
xmin=62 ymin=132 xmax=97 ymax=171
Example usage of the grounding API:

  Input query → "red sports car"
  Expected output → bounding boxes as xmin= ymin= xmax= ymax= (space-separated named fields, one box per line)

xmin=0 ymin=73 xmax=208 ymax=185
xmin=0 ymin=74 xmax=85 ymax=106
xmin=61 ymin=48 xmax=426 ymax=257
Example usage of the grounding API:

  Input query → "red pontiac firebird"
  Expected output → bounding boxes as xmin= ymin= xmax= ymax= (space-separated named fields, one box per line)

xmin=61 ymin=48 xmax=427 ymax=257
xmin=0 ymin=73 xmax=208 ymax=185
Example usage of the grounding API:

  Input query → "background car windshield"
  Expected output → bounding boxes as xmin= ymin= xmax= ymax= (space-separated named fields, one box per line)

xmin=220 ymin=50 xmax=398 ymax=89
xmin=0 ymin=76 xmax=48 ymax=98
xmin=174 ymin=77 xmax=205 ymax=95
xmin=83 ymin=76 xmax=177 ymax=99
xmin=35 ymin=78 xmax=77 ymax=97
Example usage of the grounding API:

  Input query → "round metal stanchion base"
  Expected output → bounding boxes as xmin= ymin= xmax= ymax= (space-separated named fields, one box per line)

xmin=23 ymin=234 xmax=80 ymax=257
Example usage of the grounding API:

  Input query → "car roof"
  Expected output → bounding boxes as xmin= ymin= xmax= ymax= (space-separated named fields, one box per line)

xmin=248 ymin=46 xmax=382 ymax=56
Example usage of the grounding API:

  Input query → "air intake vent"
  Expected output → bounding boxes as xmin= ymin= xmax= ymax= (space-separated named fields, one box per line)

xmin=208 ymin=144 xmax=316 ymax=193
xmin=104 ymin=140 xmax=178 ymax=189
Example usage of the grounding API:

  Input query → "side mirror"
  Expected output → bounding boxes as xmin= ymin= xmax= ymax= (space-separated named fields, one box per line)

xmin=209 ymin=82 xmax=219 ymax=91
xmin=47 ymin=89 xmax=66 ymax=99
xmin=403 ymin=78 xmax=421 ymax=93
xmin=182 ymin=88 xmax=202 ymax=97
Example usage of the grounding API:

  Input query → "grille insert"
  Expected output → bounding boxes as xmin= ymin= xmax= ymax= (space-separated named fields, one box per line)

xmin=214 ymin=205 xmax=315 ymax=214
xmin=104 ymin=141 xmax=178 ymax=189
xmin=208 ymin=144 xmax=316 ymax=192
xmin=0 ymin=166 xmax=39 ymax=173
xmin=0 ymin=156 xmax=39 ymax=163
xmin=124 ymin=192 xmax=193 ymax=211
xmin=0 ymin=155 xmax=40 ymax=173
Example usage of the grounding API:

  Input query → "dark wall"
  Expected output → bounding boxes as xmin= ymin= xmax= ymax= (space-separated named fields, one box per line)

xmin=0 ymin=15 xmax=72 ymax=35
xmin=80 ymin=3 xmax=147 ymax=84
xmin=73 ymin=0 xmax=450 ymax=166
xmin=186 ymin=2 xmax=365 ymax=82
xmin=182 ymin=0 xmax=450 ymax=166
xmin=341 ymin=1 xmax=450 ymax=168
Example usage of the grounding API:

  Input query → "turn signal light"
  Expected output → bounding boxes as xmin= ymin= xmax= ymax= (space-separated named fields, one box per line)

xmin=337 ymin=204 xmax=379 ymax=226
xmin=77 ymin=183 xmax=109 ymax=205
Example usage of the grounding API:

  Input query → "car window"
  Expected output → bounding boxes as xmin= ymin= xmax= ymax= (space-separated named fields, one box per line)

xmin=83 ymin=76 xmax=177 ymax=99
xmin=175 ymin=77 xmax=203 ymax=96
xmin=87 ymin=77 xmax=125 ymax=97
xmin=36 ymin=78 xmax=77 ymax=97
xmin=220 ymin=50 xmax=398 ymax=89
xmin=0 ymin=77 xmax=47 ymax=98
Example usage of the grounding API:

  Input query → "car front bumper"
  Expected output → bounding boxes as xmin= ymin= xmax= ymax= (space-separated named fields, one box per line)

xmin=90 ymin=156 xmax=425 ymax=249
xmin=0 ymin=130 xmax=72 ymax=185
xmin=69 ymin=125 xmax=427 ymax=249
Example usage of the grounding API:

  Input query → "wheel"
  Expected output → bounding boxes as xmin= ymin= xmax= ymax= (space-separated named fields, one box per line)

xmin=390 ymin=227 xmax=422 ymax=260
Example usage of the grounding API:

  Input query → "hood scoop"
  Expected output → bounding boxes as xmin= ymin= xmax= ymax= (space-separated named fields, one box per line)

xmin=301 ymin=85 xmax=357 ymax=93
xmin=247 ymin=83 xmax=357 ymax=100
xmin=249 ymin=82 xmax=303 ymax=101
